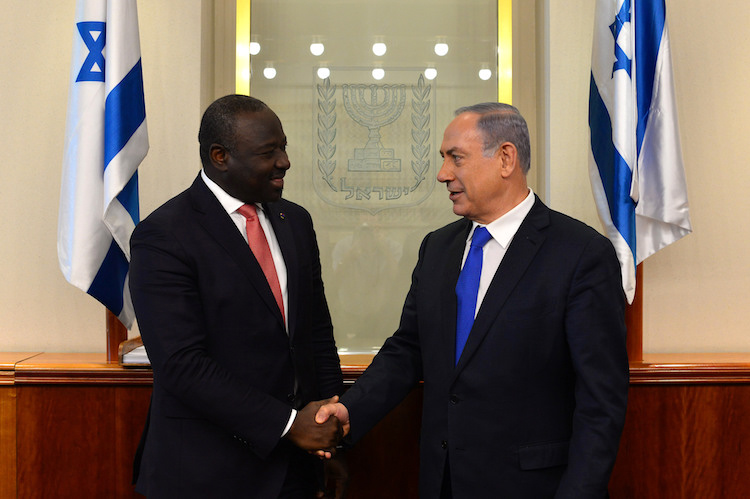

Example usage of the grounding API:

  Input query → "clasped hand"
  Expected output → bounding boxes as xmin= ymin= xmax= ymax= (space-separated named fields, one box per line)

xmin=285 ymin=396 xmax=351 ymax=459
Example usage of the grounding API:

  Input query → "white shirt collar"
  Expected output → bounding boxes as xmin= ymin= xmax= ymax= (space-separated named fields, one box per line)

xmin=469 ymin=188 xmax=535 ymax=248
xmin=200 ymin=169 xmax=262 ymax=216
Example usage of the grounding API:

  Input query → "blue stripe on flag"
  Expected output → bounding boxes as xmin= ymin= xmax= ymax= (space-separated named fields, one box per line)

xmin=117 ymin=170 xmax=140 ymax=223
xmin=59 ymin=0 xmax=148 ymax=329
xmin=104 ymin=59 xmax=146 ymax=169
xmin=589 ymin=74 xmax=637 ymax=256
xmin=635 ymin=0 xmax=665 ymax=155
xmin=87 ymin=239 xmax=129 ymax=316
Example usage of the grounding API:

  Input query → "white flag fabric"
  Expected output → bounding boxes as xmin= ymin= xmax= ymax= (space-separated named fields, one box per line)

xmin=58 ymin=0 xmax=148 ymax=328
xmin=589 ymin=0 xmax=691 ymax=303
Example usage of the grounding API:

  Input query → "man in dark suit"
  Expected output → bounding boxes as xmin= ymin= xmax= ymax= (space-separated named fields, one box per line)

xmin=130 ymin=95 xmax=344 ymax=498
xmin=317 ymin=103 xmax=629 ymax=498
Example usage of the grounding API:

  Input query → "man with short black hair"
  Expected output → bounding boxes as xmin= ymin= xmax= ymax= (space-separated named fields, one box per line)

xmin=131 ymin=94 xmax=343 ymax=498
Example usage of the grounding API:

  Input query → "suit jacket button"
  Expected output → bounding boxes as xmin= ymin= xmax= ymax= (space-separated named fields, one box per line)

xmin=450 ymin=395 xmax=459 ymax=404
xmin=441 ymin=440 xmax=448 ymax=449
xmin=287 ymin=393 xmax=295 ymax=402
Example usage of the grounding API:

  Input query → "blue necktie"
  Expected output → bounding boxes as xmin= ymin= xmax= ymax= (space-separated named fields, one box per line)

xmin=455 ymin=226 xmax=492 ymax=364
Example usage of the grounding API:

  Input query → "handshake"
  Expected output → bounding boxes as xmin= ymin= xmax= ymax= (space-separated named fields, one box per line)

xmin=285 ymin=395 xmax=350 ymax=458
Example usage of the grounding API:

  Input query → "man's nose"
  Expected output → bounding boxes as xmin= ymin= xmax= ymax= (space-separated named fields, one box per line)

xmin=276 ymin=151 xmax=290 ymax=169
xmin=437 ymin=160 xmax=452 ymax=183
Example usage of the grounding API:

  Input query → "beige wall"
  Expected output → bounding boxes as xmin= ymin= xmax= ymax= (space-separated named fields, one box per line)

xmin=0 ymin=1 xmax=204 ymax=352
xmin=542 ymin=0 xmax=750 ymax=352
xmin=2 ymin=0 xmax=749 ymax=353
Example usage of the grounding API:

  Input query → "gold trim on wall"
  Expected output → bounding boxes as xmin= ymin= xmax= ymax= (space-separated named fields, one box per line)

xmin=236 ymin=0 xmax=251 ymax=95
xmin=235 ymin=0 xmax=512 ymax=102
xmin=498 ymin=0 xmax=512 ymax=104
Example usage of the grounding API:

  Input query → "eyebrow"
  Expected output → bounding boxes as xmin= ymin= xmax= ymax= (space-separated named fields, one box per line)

xmin=255 ymin=137 xmax=286 ymax=150
xmin=440 ymin=146 xmax=463 ymax=156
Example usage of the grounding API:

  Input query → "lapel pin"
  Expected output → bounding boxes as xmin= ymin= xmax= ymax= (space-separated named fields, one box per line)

xmin=279 ymin=212 xmax=285 ymax=220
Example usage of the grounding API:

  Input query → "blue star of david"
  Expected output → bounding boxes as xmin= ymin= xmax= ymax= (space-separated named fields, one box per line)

xmin=76 ymin=21 xmax=106 ymax=82
xmin=609 ymin=0 xmax=632 ymax=77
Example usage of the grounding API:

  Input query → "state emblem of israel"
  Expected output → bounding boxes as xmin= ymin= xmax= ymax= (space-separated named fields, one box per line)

xmin=313 ymin=71 xmax=436 ymax=213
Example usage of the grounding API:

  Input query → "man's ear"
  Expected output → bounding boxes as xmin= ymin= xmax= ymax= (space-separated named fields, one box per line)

xmin=209 ymin=143 xmax=229 ymax=172
xmin=497 ymin=142 xmax=518 ymax=179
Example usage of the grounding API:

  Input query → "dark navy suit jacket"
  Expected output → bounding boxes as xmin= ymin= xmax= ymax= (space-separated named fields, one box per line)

xmin=342 ymin=196 xmax=628 ymax=498
xmin=130 ymin=175 xmax=342 ymax=497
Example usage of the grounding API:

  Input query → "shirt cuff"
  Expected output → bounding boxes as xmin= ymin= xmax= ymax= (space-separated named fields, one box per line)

xmin=281 ymin=408 xmax=297 ymax=437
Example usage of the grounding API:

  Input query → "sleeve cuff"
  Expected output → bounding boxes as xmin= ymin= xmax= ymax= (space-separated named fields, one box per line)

xmin=281 ymin=408 xmax=297 ymax=437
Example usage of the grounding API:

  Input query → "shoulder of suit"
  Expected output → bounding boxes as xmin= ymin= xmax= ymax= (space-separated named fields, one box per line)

xmin=137 ymin=188 xmax=192 ymax=229
xmin=545 ymin=207 xmax=607 ymax=243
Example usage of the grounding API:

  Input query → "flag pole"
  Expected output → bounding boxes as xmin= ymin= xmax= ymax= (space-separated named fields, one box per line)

xmin=625 ymin=263 xmax=643 ymax=362
xmin=106 ymin=309 xmax=127 ymax=363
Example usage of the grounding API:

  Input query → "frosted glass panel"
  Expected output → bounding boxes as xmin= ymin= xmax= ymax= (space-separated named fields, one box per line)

xmin=248 ymin=0 xmax=500 ymax=352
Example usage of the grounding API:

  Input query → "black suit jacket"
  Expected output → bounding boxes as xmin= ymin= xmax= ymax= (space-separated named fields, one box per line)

xmin=341 ymin=196 xmax=628 ymax=499
xmin=130 ymin=175 xmax=342 ymax=497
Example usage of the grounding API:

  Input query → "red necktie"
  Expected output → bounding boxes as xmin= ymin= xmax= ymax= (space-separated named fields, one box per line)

xmin=237 ymin=204 xmax=285 ymax=324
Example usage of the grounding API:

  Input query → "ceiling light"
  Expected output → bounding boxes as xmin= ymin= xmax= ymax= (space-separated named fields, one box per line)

xmin=263 ymin=66 xmax=277 ymax=79
xmin=310 ymin=43 xmax=325 ymax=56
xmin=478 ymin=68 xmax=492 ymax=81
xmin=372 ymin=42 xmax=387 ymax=56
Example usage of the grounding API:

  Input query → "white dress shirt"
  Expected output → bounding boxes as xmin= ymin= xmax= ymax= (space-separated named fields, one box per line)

xmin=461 ymin=188 xmax=535 ymax=318
xmin=200 ymin=170 xmax=289 ymax=327
xmin=200 ymin=170 xmax=296 ymax=435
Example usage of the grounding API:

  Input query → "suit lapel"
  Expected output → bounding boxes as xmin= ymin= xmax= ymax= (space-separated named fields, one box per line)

xmin=453 ymin=197 xmax=549 ymax=377
xmin=441 ymin=220 xmax=472 ymax=369
xmin=264 ymin=201 xmax=298 ymax=338
xmin=188 ymin=176 xmax=285 ymax=328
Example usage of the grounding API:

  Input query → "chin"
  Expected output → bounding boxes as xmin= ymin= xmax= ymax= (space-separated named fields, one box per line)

xmin=451 ymin=203 xmax=467 ymax=218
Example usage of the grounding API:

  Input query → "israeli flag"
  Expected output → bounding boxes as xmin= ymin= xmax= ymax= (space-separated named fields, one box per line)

xmin=589 ymin=0 xmax=692 ymax=303
xmin=58 ymin=0 xmax=148 ymax=328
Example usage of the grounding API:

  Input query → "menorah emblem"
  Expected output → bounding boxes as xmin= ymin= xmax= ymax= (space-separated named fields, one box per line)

xmin=342 ymin=83 xmax=406 ymax=172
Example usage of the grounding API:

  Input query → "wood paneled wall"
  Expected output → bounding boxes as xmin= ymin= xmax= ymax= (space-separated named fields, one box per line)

xmin=2 ymin=354 xmax=151 ymax=499
xmin=2 ymin=353 xmax=750 ymax=498
xmin=610 ymin=384 xmax=750 ymax=498
xmin=15 ymin=385 xmax=151 ymax=499
xmin=609 ymin=353 xmax=750 ymax=499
